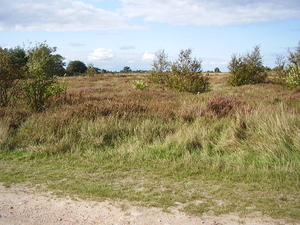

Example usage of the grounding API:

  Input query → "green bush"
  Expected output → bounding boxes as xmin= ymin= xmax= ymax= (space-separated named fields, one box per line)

xmin=150 ymin=49 xmax=210 ymax=94
xmin=131 ymin=79 xmax=148 ymax=90
xmin=285 ymin=64 xmax=300 ymax=88
xmin=284 ymin=41 xmax=300 ymax=88
xmin=228 ymin=45 xmax=267 ymax=86
xmin=169 ymin=49 xmax=210 ymax=93
xmin=22 ymin=43 xmax=67 ymax=112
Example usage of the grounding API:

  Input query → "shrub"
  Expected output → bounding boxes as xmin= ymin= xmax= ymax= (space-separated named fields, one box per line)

xmin=131 ymin=79 xmax=148 ymax=90
xmin=168 ymin=49 xmax=210 ymax=94
xmin=285 ymin=64 xmax=300 ymax=88
xmin=22 ymin=43 xmax=67 ymax=112
xmin=284 ymin=41 xmax=300 ymax=88
xmin=228 ymin=45 xmax=267 ymax=86
xmin=150 ymin=48 xmax=210 ymax=94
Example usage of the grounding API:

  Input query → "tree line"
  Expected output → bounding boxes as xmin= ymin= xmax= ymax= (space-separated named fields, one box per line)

xmin=150 ymin=42 xmax=300 ymax=93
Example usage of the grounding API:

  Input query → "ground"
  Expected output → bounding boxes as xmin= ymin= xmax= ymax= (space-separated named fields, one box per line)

xmin=0 ymin=183 xmax=291 ymax=225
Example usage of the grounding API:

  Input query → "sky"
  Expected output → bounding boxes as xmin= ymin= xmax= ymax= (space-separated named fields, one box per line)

xmin=0 ymin=0 xmax=300 ymax=72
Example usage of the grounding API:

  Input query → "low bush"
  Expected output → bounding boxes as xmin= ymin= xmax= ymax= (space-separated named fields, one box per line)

xmin=169 ymin=49 xmax=210 ymax=93
xmin=151 ymin=49 xmax=210 ymax=94
xmin=131 ymin=79 xmax=148 ymax=90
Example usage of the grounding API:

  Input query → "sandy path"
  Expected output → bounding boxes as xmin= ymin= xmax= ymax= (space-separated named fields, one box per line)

xmin=0 ymin=183 xmax=290 ymax=225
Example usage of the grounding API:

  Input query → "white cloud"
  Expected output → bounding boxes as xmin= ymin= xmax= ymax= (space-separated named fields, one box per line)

xmin=120 ymin=46 xmax=135 ymax=50
xmin=119 ymin=0 xmax=300 ymax=26
xmin=88 ymin=48 xmax=115 ymax=61
xmin=0 ymin=0 xmax=143 ymax=31
xmin=142 ymin=52 xmax=155 ymax=61
xmin=209 ymin=61 xmax=228 ymax=65
xmin=2 ymin=0 xmax=298 ymax=32
xmin=69 ymin=42 xmax=86 ymax=48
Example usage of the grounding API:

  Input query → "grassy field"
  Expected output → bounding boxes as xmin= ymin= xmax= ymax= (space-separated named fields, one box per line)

xmin=0 ymin=72 xmax=299 ymax=222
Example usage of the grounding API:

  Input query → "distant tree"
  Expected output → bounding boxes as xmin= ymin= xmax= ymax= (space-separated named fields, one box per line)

xmin=121 ymin=66 xmax=132 ymax=73
xmin=22 ymin=43 xmax=66 ymax=111
xmin=287 ymin=41 xmax=300 ymax=67
xmin=150 ymin=49 xmax=171 ymax=84
xmin=7 ymin=46 xmax=28 ymax=68
xmin=214 ymin=67 xmax=221 ymax=73
xmin=270 ymin=55 xmax=287 ymax=84
xmin=274 ymin=55 xmax=286 ymax=71
xmin=228 ymin=45 xmax=267 ymax=86
xmin=66 ymin=60 xmax=87 ymax=76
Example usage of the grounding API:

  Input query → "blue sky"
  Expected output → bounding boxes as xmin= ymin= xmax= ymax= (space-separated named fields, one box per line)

xmin=1 ymin=0 xmax=300 ymax=72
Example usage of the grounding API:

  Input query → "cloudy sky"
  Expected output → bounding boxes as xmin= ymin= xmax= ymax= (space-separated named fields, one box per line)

xmin=1 ymin=0 xmax=300 ymax=71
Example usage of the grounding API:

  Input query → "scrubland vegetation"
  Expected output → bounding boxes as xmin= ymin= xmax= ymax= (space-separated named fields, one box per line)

xmin=0 ymin=43 xmax=300 ymax=222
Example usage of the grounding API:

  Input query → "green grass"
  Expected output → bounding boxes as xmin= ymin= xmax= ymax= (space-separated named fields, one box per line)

xmin=0 ymin=72 xmax=300 ymax=223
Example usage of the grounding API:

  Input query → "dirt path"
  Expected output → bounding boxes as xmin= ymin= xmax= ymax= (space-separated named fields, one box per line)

xmin=0 ymin=183 xmax=290 ymax=225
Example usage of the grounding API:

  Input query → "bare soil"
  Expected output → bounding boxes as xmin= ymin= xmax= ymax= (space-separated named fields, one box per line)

xmin=0 ymin=183 xmax=291 ymax=225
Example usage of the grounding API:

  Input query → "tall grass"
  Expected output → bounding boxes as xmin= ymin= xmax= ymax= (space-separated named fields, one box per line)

xmin=2 ymin=83 xmax=299 ymax=175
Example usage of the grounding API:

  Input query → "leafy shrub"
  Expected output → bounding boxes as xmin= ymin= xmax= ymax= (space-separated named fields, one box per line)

xmin=228 ymin=45 xmax=267 ymax=86
xmin=169 ymin=49 xmax=210 ymax=93
xmin=22 ymin=43 xmax=67 ymax=112
xmin=282 ymin=42 xmax=300 ymax=88
xmin=285 ymin=64 xmax=300 ymax=88
xmin=207 ymin=95 xmax=243 ymax=117
xmin=151 ymin=49 xmax=210 ymax=94
xmin=131 ymin=79 xmax=148 ymax=90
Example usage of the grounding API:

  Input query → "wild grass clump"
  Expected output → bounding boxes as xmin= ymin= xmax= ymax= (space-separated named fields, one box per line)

xmin=206 ymin=95 xmax=245 ymax=117
xmin=179 ymin=105 xmax=204 ymax=122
